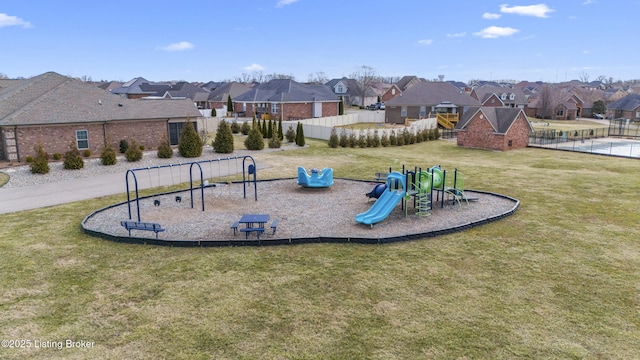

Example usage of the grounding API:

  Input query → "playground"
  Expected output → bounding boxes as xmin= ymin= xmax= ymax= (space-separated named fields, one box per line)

xmin=82 ymin=161 xmax=519 ymax=245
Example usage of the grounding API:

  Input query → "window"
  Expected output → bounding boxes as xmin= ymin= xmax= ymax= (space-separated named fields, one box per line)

xmin=508 ymin=140 xmax=513 ymax=147
xmin=169 ymin=122 xmax=198 ymax=145
xmin=509 ymin=93 xmax=515 ymax=100
xmin=401 ymin=106 xmax=407 ymax=117
xmin=76 ymin=130 xmax=89 ymax=149
xmin=271 ymin=103 xmax=279 ymax=114
xmin=392 ymin=88 xmax=396 ymax=95
xmin=556 ymin=109 xmax=564 ymax=117
xmin=636 ymin=111 xmax=640 ymax=119
xmin=336 ymin=84 xmax=344 ymax=93
xmin=242 ymin=102 xmax=247 ymax=112
xmin=419 ymin=106 xmax=426 ymax=118
xmin=501 ymin=93 xmax=507 ymax=100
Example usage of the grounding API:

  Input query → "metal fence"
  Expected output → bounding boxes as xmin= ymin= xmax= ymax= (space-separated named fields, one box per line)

xmin=528 ymin=126 xmax=640 ymax=159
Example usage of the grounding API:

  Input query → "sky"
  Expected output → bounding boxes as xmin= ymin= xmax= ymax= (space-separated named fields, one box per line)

xmin=1 ymin=0 xmax=638 ymax=84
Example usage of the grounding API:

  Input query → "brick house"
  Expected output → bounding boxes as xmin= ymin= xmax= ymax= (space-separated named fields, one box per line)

xmin=455 ymin=107 xmax=533 ymax=151
xmin=469 ymin=86 xmax=528 ymax=109
xmin=234 ymin=79 xmax=339 ymax=120
xmin=607 ymin=94 xmax=640 ymax=121
xmin=0 ymin=72 xmax=202 ymax=162
xmin=381 ymin=75 xmax=424 ymax=103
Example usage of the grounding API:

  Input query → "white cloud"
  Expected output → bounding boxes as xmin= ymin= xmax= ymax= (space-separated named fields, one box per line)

xmin=243 ymin=64 xmax=265 ymax=72
xmin=276 ymin=0 xmax=298 ymax=7
xmin=499 ymin=4 xmax=554 ymax=18
xmin=473 ymin=26 xmax=519 ymax=38
xmin=158 ymin=41 xmax=194 ymax=52
xmin=482 ymin=12 xmax=501 ymax=20
xmin=0 ymin=13 xmax=32 ymax=28
xmin=582 ymin=0 xmax=596 ymax=4
xmin=417 ymin=39 xmax=433 ymax=45
xmin=446 ymin=32 xmax=466 ymax=38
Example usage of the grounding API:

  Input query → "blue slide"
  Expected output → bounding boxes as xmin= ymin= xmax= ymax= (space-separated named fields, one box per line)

xmin=355 ymin=172 xmax=406 ymax=226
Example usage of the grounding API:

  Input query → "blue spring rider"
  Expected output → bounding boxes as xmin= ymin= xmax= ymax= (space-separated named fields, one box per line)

xmin=297 ymin=166 xmax=334 ymax=188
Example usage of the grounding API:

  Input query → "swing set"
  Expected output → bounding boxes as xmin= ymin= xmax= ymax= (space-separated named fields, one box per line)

xmin=125 ymin=155 xmax=258 ymax=222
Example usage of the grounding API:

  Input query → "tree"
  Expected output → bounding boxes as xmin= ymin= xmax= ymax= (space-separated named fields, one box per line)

xmin=178 ymin=120 xmax=203 ymax=157
xmin=307 ymin=71 xmax=328 ymax=84
xmin=125 ymin=139 xmax=143 ymax=162
xmin=244 ymin=127 xmax=265 ymax=150
xmin=593 ymin=100 xmax=606 ymax=115
xmin=295 ymin=122 xmax=305 ymax=146
xmin=285 ymin=124 xmax=296 ymax=142
xmin=227 ymin=95 xmax=234 ymax=113
xmin=212 ymin=119 xmax=234 ymax=154
xmin=277 ymin=119 xmax=283 ymax=140
xmin=350 ymin=65 xmax=377 ymax=107
xmin=579 ymin=71 xmax=590 ymax=83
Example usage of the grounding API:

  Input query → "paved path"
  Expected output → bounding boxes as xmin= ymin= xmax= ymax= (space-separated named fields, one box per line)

xmin=0 ymin=161 xmax=261 ymax=215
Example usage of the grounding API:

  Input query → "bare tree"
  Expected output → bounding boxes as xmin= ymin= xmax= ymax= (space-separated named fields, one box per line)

xmin=349 ymin=65 xmax=377 ymax=107
xmin=307 ymin=71 xmax=328 ymax=84
xmin=579 ymin=71 xmax=590 ymax=83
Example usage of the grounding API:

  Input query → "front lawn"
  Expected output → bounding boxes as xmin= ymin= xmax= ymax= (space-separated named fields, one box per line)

xmin=1 ymin=140 xmax=639 ymax=359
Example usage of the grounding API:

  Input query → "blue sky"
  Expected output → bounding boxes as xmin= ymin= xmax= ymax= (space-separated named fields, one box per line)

xmin=1 ymin=1 xmax=638 ymax=83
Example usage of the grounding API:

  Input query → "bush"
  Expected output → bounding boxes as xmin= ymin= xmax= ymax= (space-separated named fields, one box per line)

xmin=389 ymin=130 xmax=397 ymax=146
xmin=244 ymin=128 xmax=265 ymax=150
xmin=212 ymin=108 xmax=217 ymax=117
xmin=380 ymin=132 xmax=390 ymax=147
xmin=339 ymin=129 xmax=349 ymax=147
xmin=178 ymin=120 xmax=203 ymax=158
xmin=432 ymin=128 xmax=440 ymax=140
xmin=277 ymin=119 xmax=283 ymax=140
xmin=30 ymin=142 xmax=49 ymax=174
xmin=212 ymin=119 xmax=234 ymax=154
xmin=53 ymin=153 xmax=62 ymax=160
xmin=101 ymin=142 xmax=118 ymax=165
xmin=328 ymin=127 xmax=339 ymax=148
xmin=231 ymin=120 xmax=240 ymax=134
xmin=348 ymin=131 xmax=357 ymax=148
xmin=268 ymin=133 xmax=282 ymax=148
xmin=119 ymin=139 xmax=129 ymax=154
xmin=64 ymin=142 xmax=84 ymax=170
xmin=25 ymin=155 xmax=34 ymax=163
xmin=83 ymin=149 xmax=91 ymax=157
xmin=285 ymin=125 xmax=296 ymax=143
xmin=372 ymin=130 xmax=380 ymax=147
xmin=241 ymin=121 xmax=251 ymax=135
xmin=139 ymin=145 xmax=145 ymax=151
xmin=125 ymin=139 xmax=143 ymax=162
xmin=357 ymin=132 xmax=367 ymax=148
xmin=156 ymin=134 xmax=173 ymax=159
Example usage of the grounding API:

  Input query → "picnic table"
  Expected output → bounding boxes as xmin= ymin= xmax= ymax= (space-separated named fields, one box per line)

xmin=238 ymin=213 xmax=269 ymax=239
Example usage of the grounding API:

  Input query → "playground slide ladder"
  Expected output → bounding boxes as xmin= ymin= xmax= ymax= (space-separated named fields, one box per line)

xmin=415 ymin=192 xmax=432 ymax=217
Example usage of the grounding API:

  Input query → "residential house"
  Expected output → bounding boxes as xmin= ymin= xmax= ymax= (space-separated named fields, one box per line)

xmin=0 ymin=72 xmax=202 ymax=162
xmin=455 ymin=107 xmax=533 ymax=151
xmin=607 ymin=94 xmax=640 ymax=121
xmin=110 ymin=77 xmax=169 ymax=99
xmin=384 ymin=82 xmax=480 ymax=125
xmin=381 ymin=76 xmax=424 ymax=103
xmin=234 ymin=79 xmax=339 ymax=120
xmin=325 ymin=77 xmax=378 ymax=108
xmin=206 ymin=82 xmax=253 ymax=113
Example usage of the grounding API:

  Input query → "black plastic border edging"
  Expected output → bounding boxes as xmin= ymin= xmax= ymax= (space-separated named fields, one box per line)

xmin=81 ymin=179 xmax=520 ymax=247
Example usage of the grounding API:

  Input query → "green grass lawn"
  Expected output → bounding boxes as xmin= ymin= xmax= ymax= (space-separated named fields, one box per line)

xmin=1 ymin=140 xmax=639 ymax=359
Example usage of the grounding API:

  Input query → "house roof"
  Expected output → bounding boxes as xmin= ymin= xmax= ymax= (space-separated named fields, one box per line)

xmin=325 ymin=77 xmax=379 ymax=97
xmin=385 ymin=82 xmax=480 ymax=107
xmin=0 ymin=72 xmax=201 ymax=126
xmin=608 ymin=93 xmax=640 ymax=111
xmin=207 ymin=82 xmax=253 ymax=102
xmin=456 ymin=107 xmax=532 ymax=134
xmin=470 ymin=86 xmax=528 ymax=105
xmin=159 ymin=82 xmax=210 ymax=100
xmin=110 ymin=77 xmax=162 ymax=95
xmin=236 ymin=79 xmax=339 ymax=103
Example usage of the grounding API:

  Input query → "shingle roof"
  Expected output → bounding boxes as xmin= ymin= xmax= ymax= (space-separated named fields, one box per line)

xmin=235 ymin=79 xmax=339 ymax=102
xmin=456 ymin=106 xmax=530 ymax=134
xmin=608 ymin=94 xmax=640 ymax=111
xmin=0 ymin=72 xmax=202 ymax=126
xmin=470 ymin=86 xmax=527 ymax=105
xmin=207 ymin=82 xmax=253 ymax=102
xmin=385 ymin=82 xmax=480 ymax=107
